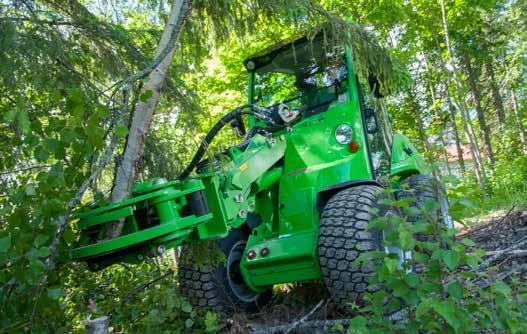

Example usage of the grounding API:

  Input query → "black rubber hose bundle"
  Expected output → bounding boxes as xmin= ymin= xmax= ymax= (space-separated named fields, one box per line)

xmin=178 ymin=106 xmax=250 ymax=180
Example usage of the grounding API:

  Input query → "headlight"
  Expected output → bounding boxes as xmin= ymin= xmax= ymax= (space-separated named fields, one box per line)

xmin=335 ymin=124 xmax=353 ymax=144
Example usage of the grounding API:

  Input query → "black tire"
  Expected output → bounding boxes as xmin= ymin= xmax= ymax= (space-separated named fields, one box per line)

xmin=398 ymin=174 xmax=439 ymax=215
xmin=318 ymin=185 xmax=396 ymax=310
xmin=178 ymin=230 xmax=272 ymax=314
xmin=396 ymin=174 xmax=454 ymax=248
xmin=396 ymin=174 xmax=452 ymax=240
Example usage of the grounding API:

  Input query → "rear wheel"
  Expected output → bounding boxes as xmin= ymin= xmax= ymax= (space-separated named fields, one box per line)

xmin=396 ymin=174 xmax=453 ymax=239
xmin=178 ymin=230 xmax=272 ymax=314
xmin=318 ymin=185 xmax=405 ymax=311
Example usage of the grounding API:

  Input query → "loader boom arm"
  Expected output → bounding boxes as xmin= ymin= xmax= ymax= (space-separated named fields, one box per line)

xmin=71 ymin=134 xmax=286 ymax=269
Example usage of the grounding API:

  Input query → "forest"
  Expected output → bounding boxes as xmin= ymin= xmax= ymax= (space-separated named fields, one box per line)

xmin=1 ymin=0 xmax=526 ymax=333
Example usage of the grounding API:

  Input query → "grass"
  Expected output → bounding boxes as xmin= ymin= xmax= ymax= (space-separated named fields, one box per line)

xmin=450 ymin=187 xmax=527 ymax=228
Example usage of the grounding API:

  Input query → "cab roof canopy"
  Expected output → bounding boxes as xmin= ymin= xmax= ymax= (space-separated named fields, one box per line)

xmin=244 ymin=33 xmax=341 ymax=77
xmin=243 ymin=24 xmax=409 ymax=94
xmin=243 ymin=33 xmax=312 ymax=71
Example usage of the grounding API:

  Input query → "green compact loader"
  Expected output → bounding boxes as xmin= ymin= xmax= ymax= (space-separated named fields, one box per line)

xmin=71 ymin=31 xmax=452 ymax=313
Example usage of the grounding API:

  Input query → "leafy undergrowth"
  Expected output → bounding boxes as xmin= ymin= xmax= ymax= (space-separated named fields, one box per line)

xmin=241 ymin=204 xmax=527 ymax=334
xmin=6 ymin=200 xmax=526 ymax=333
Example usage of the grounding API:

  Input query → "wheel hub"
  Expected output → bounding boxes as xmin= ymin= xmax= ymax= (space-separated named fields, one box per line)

xmin=440 ymin=197 xmax=455 ymax=229
xmin=226 ymin=241 xmax=259 ymax=303
xmin=381 ymin=211 xmax=412 ymax=270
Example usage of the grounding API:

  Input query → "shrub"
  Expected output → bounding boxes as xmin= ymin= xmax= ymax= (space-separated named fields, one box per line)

xmin=348 ymin=178 xmax=527 ymax=333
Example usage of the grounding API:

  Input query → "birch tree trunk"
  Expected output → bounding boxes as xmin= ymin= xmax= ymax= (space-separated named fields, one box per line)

xmin=109 ymin=0 xmax=191 ymax=237
xmin=440 ymin=0 xmax=487 ymax=193
xmin=439 ymin=63 xmax=466 ymax=174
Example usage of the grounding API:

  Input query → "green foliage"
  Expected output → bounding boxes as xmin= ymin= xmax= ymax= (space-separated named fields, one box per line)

xmin=1 ymin=0 xmax=525 ymax=332
xmin=349 ymin=178 xmax=527 ymax=333
xmin=0 ymin=1 xmax=195 ymax=330
xmin=60 ymin=255 xmax=221 ymax=333
xmin=449 ymin=153 xmax=527 ymax=216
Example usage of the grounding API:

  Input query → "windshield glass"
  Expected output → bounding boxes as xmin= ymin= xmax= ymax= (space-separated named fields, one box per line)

xmin=252 ymin=36 xmax=347 ymax=112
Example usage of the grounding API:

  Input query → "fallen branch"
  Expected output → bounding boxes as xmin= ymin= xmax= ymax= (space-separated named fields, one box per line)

xmin=478 ymin=264 xmax=527 ymax=289
xmin=456 ymin=206 xmax=516 ymax=239
xmin=285 ymin=300 xmax=324 ymax=334
xmin=251 ymin=300 xmax=324 ymax=334
xmin=252 ymin=318 xmax=354 ymax=334
xmin=484 ymin=249 xmax=527 ymax=258
xmin=496 ymin=263 xmax=527 ymax=281
xmin=484 ymin=236 xmax=527 ymax=266
xmin=463 ymin=236 xmax=527 ymax=290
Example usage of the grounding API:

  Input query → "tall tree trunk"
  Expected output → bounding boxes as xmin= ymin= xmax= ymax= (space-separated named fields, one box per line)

xmin=445 ymin=90 xmax=466 ymax=174
xmin=486 ymin=61 xmax=506 ymax=126
xmin=458 ymin=107 xmax=486 ymax=192
xmin=464 ymin=55 xmax=495 ymax=165
xmin=408 ymin=90 xmax=433 ymax=154
xmin=431 ymin=109 xmax=452 ymax=176
xmin=511 ymin=89 xmax=527 ymax=155
xmin=423 ymin=61 xmax=452 ymax=175
xmin=423 ymin=54 xmax=452 ymax=176
xmin=408 ymin=89 xmax=443 ymax=178
xmin=434 ymin=112 xmax=453 ymax=177
xmin=440 ymin=0 xmax=487 ymax=193
xmin=110 ymin=0 xmax=191 ymax=237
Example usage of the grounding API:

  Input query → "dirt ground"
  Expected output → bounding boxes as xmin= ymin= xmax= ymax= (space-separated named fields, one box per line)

xmin=457 ymin=208 xmax=527 ymax=253
xmin=228 ymin=208 xmax=527 ymax=333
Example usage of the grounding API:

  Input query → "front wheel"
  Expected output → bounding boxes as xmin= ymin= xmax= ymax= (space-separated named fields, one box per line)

xmin=318 ymin=185 xmax=406 ymax=311
xmin=178 ymin=230 xmax=272 ymax=314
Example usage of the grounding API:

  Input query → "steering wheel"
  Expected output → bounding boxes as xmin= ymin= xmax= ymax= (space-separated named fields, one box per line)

xmin=251 ymin=97 xmax=304 ymax=126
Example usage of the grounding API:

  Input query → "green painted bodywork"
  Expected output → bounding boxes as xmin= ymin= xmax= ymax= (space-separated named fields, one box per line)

xmin=391 ymin=133 xmax=429 ymax=177
xmin=71 ymin=40 xmax=427 ymax=292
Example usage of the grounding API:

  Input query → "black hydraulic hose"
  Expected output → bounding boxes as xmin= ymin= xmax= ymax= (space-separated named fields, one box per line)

xmin=234 ymin=126 xmax=265 ymax=152
xmin=178 ymin=106 xmax=251 ymax=180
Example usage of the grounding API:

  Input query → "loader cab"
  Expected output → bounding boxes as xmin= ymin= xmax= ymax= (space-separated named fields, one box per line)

xmin=245 ymin=34 xmax=349 ymax=124
xmin=244 ymin=33 xmax=393 ymax=182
